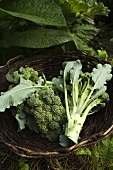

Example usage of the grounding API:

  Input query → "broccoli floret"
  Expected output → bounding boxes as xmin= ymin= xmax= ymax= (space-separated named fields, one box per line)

xmin=11 ymin=67 xmax=38 ymax=85
xmin=26 ymin=93 xmax=43 ymax=107
xmin=20 ymin=67 xmax=38 ymax=83
xmin=11 ymin=103 xmax=25 ymax=117
xmin=13 ymin=71 xmax=20 ymax=84
xmin=39 ymin=87 xmax=55 ymax=105
xmin=44 ymin=128 xmax=62 ymax=141
xmin=26 ymin=115 xmax=39 ymax=134
xmin=24 ymin=87 xmax=67 ymax=142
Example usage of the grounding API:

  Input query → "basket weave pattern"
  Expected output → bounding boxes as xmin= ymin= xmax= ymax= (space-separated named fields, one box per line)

xmin=0 ymin=52 xmax=113 ymax=158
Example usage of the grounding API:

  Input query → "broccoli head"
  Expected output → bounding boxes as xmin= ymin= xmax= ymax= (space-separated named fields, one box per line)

xmin=11 ymin=67 xmax=38 ymax=84
xmin=8 ymin=67 xmax=66 ymax=142
xmin=24 ymin=87 xmax=67 ymax=142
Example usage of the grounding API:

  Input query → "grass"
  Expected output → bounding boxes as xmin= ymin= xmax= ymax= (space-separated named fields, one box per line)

xmin=0 ymin=143 xmax=94 ymax=170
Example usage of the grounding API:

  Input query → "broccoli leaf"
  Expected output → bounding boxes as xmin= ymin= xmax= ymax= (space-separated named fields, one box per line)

xmin=15 ymin=111 xmax=26 ymax=131
xmin=91 ymin=64 xmax=112 ymax=89
xmin=70 ymin=60 xmax=82 ymax=85
xmin=0 ymin=77 xmax=42 ymax=112
xmin=52 ymin=77 xmax=64 ymax=92
xmin=59 ymin=135 xmax=72 ymax=147
xmin=6 ymin=73 xmax=14 ymax=83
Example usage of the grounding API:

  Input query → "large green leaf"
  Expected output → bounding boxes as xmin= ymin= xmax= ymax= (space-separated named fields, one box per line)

xmin=56 ymin=0 xmax=88 ymax=13
xmin=86 ymin=2 xmax=110 ymax=16
xmin=0 ymin=28 xmax=72 ymax=48
xmin=72 ymin=24 xmax=99 ymax=55
xmin=98 ymin=135 xmax=113 ymax=168
xmin=56 ymin=0 xmax=109 ymax=16
xmin=64 ymin=0 xmax=88 ymax=13
xmin=73 ymin=24 xmax=99 ymax=43
xmin=0 ymin=0 xmax=66 ymax=26
xmin=90 ymin=147 xmax=100 ymax=169
xmin=0 ymin=24 xmax=100 ymax=54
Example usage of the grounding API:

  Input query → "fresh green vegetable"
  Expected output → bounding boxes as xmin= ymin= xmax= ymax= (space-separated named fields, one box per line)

xmin=24 ymin=87 xmax=66 ymax=141
xmin=0 ymin=61 xmax=112 ymax=145
xmin=0 ymin=67 xmax=52 ymax=112
xmin=53 ymin=60 xmax=112 ymax=146
xmin=12 ymin=87 xmax=66 ymax=141
xmin=6 ymin=66 xmax=39 ymax=85
xmin=2 ymin=67 xmax=66 ymax=142
xmin=0 ymin=77 xmax=40 ymax=112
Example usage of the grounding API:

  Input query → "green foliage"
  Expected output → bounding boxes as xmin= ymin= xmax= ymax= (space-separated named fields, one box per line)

xmin=56 ymin=0 xmax=88 ymax=15
xmin=110 ymin=38 xmax=113 ymax=42
xmin=0 ymin=24 xmax=99 ymax=56
xmin=0 ymin=0 xmax=66 ymax=26
xmin=0 ymin=28 xmax=72 ymax=48
xmin=75 ymin=135 xmax=113 ymax=169
xmin=72 ymin=24 xmax=99 ymax=56
xmin=0 ymin=0 xmax=110 ymax=56
xmin=18 ymin=157 xmax=29 ymax=170
xmin=56 ymin=0 xmax=110 ymax=16
xmin=98 ymin=135 xmax=113 ymax=168
xmin=97 ymin=48 xmax=108 ymax=61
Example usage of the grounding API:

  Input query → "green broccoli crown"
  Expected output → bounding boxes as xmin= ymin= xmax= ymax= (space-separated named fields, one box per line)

xmin=26 ymin=114 xmax=40 ymax=134
xmin=12 ymin=67 xmax=38 ymax=84
xmin=24 ymin=87 xmax=66 ymax=142
xmin=13 ymin=71 xmax=20 ymax=84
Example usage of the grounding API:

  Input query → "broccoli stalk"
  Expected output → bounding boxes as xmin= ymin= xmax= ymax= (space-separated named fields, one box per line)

xmin=66 ymin=62 xmax=112 ymax=144
xmin=65 ymin=92 xmax=109 ymax=144
xmin=53 ymin=60 xmax=112 ymax=146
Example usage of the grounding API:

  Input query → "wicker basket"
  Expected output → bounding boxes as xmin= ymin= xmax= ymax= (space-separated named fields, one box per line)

xmin=0 ymin=52 xmax=113 ymax=158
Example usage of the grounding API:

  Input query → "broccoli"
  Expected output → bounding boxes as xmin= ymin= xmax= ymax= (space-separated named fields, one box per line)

xmin=11 ymin=103 xmax=27 ymax=131
xmin=2 ymin=61 xmax=112 ymax=146
xmin=53 ymin=60 xmax=112 ymax=146
xmin=20 ymin=67 xmax=38 ymax=83
xmin=24 ymin=87 xmax=67 ymax=142
xmin=6 ymin=66 xmax=66 ymax=142
xmin=26 ymin=114 xmax=40 ymax=134
xmin=11 ymin=86 xmax=66 ymax=142
xmin=6 ymin=67 xmax=39 ymax=85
